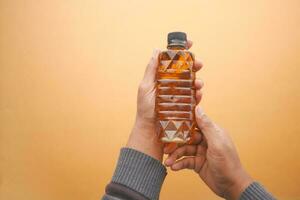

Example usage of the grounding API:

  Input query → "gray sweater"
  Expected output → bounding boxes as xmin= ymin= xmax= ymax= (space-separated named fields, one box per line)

xmin=103 ymin=148 xmax=276 ymax=200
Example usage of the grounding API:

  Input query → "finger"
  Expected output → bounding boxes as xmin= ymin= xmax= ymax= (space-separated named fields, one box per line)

xmin=196 ymin=89 xmax=203 ymax=104
xmin=164 ymin=130 xmax=202 ymax=154
xmin=188 ymin=128 xmax=203 ymax=145
xmin=195 ymin=105 xmax=222 ymax=145
xmin=142 ymin=49 xmax=160 ymax=83
xmin=199 ymin=136 xmax=208 ymax=148
xmin=195 ymin=79 xmax=204 ymax=104
xmin=163 ymin=143 xmax=178 ymax=154
xmin=165 ymin=145 xmax=197 ymax=166
xmin=164 ymin=144 xmax=206 ymax=166
xmin=193 ymin=59 xmax=203 ymax=72
xmin=171 ymin=156 xmax=205 ymax=172
xmin=187 ymin=40 xmax=193 ymax=49
xmin=194 ymin=79 xmax=204 ymax=90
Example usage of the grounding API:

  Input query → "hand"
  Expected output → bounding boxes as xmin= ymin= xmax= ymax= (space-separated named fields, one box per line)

xmin=164 ymin=106 xmax=253 ymax=199
xmin=126 ymin=41 xmax=204 ymax=162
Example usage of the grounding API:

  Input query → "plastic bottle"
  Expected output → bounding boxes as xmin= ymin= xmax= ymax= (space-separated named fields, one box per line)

xmin=156 ymin=32 xmax=196 ymax=143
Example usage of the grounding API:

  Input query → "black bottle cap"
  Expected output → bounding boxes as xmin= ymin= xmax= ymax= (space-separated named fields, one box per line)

xmin=167 ymin=32 xmax=187 ymax=48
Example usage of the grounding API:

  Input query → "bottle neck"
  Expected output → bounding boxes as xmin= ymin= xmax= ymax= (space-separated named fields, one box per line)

xmin=167 ymin=45 xmax=186 ymax=50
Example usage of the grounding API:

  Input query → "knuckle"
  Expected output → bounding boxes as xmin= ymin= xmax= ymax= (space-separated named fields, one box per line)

xmin=138 ymin=82 xmax=147 ymax=92
xmin=147 ymin=57 xmax=156 ymax=67
xmin=202 ymin=114 xmax=211 ymax=123
xmin=200 ymin=117 xmax=212 ymax=129
xmin=199 ymin=79 xmax=204 ymax=86
xmin=174 ymin=150 xmax=182 ymax=160
xmin=182 ymin=160 xmax=188 ymax=168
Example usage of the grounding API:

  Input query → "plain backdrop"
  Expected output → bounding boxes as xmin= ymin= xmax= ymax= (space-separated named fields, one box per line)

xmin=0 ymin=0 xmax=300 ymax=199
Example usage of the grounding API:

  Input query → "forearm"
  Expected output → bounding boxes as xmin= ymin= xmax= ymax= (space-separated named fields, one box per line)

xmin=102 ymin=148 xmax=167 ymax=200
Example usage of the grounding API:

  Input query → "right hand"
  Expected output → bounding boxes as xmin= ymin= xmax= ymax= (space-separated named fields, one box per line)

xmin=164 ymin=106 xmax=253 ymax=200
xmin=127 ymin=40 xmax=204 ymax=162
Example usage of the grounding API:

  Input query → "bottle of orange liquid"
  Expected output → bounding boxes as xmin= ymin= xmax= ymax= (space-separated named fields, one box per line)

xmin=156 ymin=32 xmax=196 ymax=143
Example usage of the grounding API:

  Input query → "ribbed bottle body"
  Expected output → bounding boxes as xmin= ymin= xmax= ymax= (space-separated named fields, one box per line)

xmin=156 ymin=49 xmax=196 ymax=143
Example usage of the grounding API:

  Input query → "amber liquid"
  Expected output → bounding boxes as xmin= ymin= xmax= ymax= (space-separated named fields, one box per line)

xmin=156 ymin=46 xmax=196 ymax=143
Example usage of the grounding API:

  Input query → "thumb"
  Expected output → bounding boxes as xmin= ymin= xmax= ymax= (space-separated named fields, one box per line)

xmin=195 ymin=105 xmax=222 ymax=144
xmin=142 ymin=49 xmax=160 ymax=83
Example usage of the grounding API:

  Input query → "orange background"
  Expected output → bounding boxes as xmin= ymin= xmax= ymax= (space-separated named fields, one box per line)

xmin=1 ymin=0 xmax=300 ymax=199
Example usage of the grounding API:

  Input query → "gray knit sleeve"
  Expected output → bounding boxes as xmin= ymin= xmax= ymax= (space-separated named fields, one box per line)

xmin=240 ymin=182 xmax=276 ymax=200
xmin=103 ymin=148 xmax=167 ymax=200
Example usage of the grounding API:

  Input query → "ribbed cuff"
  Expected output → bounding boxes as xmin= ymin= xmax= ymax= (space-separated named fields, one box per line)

xmin=240 ymin=182 xmax=276 ymax=200
xmin=112 ymin=148 xmax=167 ymax=200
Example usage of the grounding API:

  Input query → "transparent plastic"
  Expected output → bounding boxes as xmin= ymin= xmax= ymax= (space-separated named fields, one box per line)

xmin=156 ymin=46 xmax=196 ymax=143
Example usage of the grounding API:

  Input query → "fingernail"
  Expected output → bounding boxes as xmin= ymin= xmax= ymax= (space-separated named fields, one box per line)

xmin=196 ymin=106 xmax=204 ymax=117
xmin=164 ymin=158 xmax=172 ymax=166
xmin=171 ymin=163 xmax=179 ymax=170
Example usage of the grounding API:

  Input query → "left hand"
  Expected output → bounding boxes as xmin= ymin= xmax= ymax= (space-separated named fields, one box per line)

xmin=126 ymin=40 xmax=204 ymax=161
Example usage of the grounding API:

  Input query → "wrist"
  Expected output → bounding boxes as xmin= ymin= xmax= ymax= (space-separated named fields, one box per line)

xmin=126 ymin=119 xmax=164 ymax=161
xmin=225 ymin=167 xmax=253 ymax=200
